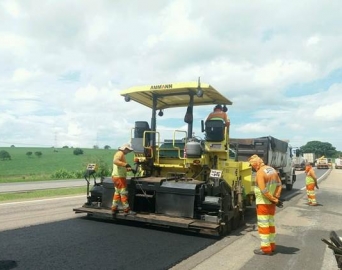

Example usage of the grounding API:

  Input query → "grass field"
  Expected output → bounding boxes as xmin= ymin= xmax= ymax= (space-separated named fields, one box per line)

xmin=0 ymin=147 xmax=134 ymax=183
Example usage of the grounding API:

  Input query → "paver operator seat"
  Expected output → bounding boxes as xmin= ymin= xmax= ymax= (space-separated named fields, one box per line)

xmin=205 ymin=120 xmax=225 ymax=142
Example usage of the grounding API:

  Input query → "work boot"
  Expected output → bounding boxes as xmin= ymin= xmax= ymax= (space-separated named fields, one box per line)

xmin=111 ymin=207 xmax=119 ymax=215
xmin=253 ymin=249 xmax=273 ymax=256
xmin=123 ymin=210 xmax=136 ymax=216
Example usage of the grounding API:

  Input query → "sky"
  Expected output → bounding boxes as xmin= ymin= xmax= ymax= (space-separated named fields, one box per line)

xmin=1 ymin=0 xmax=342 ymax=151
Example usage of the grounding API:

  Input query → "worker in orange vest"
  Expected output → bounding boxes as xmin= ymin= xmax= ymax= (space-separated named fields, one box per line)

xmin=206 ymin=104 xmax=230 ymax=127
xmin=248 ymin=154 xmax=283 ymax=255
xmin=305 ymin=162 xmax=319 ymax=206
xmin=111 ymin=143 xmax=136 ymax=215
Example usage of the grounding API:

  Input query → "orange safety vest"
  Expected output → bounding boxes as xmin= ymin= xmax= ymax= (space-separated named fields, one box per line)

xmin=254 ymin=165 xmax=281 ymax=205
xmin=112 ymin=151 xmax=127 ymax=177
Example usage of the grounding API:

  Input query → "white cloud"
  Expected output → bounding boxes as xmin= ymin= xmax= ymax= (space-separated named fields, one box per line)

xmin=1 ymin=0 xmax=342 ymax=151
xmin=253 ymin=59 xmax=318 ymax=87
xmin=306 ymin=35 xmax=320 ymax=47
xmin=0 ymin=33 xmax=27 ymax=50
xmin=11 ymin=68 xmax=42 ymax=82
xmin=1 ymin=0 xmax=21 ymax=18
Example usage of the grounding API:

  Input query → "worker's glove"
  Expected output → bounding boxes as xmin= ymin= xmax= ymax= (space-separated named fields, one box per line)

xmin=275 ymin=200 xmax=284 ymax=208
xmin=125 ymin=164 xmax=132 ymax=171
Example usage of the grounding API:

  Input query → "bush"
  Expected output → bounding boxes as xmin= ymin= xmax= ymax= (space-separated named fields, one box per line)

xmin=0 ymin=150 xmax=11 ymax=160
xmin=91 ymin=157 xmax=111 ymax=178
xmin=73 ymin=148 xmax=84 ymax=155
xmin=35 ymin=151 xmax=42 ymax=158
xmin=26 ymin=151 xmax=33 ymax=157
xmin=51 ymin=169 xmax=89 ymax=179
xmin=51 ymin=169 xmax=74 ymax=179
xmin=74 ymin=170 xmax=87 ymax=178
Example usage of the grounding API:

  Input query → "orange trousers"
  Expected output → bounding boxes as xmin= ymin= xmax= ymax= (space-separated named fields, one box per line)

xmin=112 ymin=177 xmax=130 ymax=211
xmin=256 ymin=204 xmax=276 ymax=254
xmin=306 ymin=183 xmax=317 ymax=205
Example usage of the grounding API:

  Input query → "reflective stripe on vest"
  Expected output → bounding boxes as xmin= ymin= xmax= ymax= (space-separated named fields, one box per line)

xmin=255 ymin=167 xmax=279 ymax=205
xmin=210 ymin=117 xmax=224 ymax=122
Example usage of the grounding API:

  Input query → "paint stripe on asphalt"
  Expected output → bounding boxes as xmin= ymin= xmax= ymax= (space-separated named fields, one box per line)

xmin=0 ymin=195 xmax=84 ymax=206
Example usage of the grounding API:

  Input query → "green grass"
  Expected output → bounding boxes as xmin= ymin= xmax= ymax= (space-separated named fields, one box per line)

xmin=0 ymin=186 xmax=88 ymax=202
xmin=0 ymin=147 xmax=134 ymax=183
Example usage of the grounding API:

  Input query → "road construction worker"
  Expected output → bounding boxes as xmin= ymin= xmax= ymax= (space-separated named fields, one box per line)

xmin=205 ymin=104 xmax=230 ymax=128
xmin=305 ymin=162 xmax=319 ymax=206
xmin=248 ymin=154 xmax=283 ymax=255
xmin=111 ymin=143 xmax=136 ymax=215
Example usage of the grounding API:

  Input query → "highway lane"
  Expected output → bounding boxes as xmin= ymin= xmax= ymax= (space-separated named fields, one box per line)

xmin=0 ymin=179 xmax=85 ymax=193
xmin=0 ymin=196 xmax=218 ymax=270
xmin=172 ymin=167 xmax=340 ymax=270
xmin=0 ymin=168 xmax=330 ymax=270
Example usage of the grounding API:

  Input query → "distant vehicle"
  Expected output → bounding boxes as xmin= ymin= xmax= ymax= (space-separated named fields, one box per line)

xmin=316 ymin=156 xmax=329 ymax=169
xmin=292 ymin=156 xmax=306 ymax=171
xmin=303 ymin=153 xmax=316 ymax=166
xmin=335 ymin=158 xmax=342 ymax=169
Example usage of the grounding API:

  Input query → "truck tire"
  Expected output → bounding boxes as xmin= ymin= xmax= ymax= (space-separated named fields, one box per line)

xmin=286 ymin=183 xmax=293 ymax=191
xmin=285 ymin=173 xmax=294 ymax=191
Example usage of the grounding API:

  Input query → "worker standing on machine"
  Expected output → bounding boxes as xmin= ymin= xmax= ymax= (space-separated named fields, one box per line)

xmin=205 ymin=104 xmax=230 ymax=127
xmin=305 ymin=162 xmax=319 ymax=206
xmin=248 ymin=154 xmax=283 ymax=255
xmin=111 ymin=143 xmax=136 ymax=215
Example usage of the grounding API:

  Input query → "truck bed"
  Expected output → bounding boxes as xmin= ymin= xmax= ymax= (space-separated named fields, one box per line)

xmin=230 ymin=136 xmax=289 ymax=167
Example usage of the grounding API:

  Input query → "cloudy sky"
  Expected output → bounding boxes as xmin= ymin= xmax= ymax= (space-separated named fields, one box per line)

xmin=1 ymin=0 xmax=342 ymax=151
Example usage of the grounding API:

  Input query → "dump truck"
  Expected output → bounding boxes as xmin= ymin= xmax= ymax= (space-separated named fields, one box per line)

xmin=335 ymin=158 xmax=342 ymax=169
xmin=291 ymin=148 xmax=306 ymax=170
xmin=303 ymin=153 xmax=316 ymax=166
xmin=316 ymin=156 xmax=329 ymax=169
xmin=73 ymin=80 xmax=254 ymax=236
xmin=230 ymin=136 xmax=296 ymax=191
xmin=292 ymin=156 xmax=306 ymax=171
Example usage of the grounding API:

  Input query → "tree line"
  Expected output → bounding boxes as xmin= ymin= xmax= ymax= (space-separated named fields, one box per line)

xmin=1 ymin=141 xmax=341 ymax=161
xmin=299 ymin=141 xmax=341 ymax=158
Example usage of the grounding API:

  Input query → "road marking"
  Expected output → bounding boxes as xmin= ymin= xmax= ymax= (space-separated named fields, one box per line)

xmin=0 ymin=195 xmax=84 ymax=206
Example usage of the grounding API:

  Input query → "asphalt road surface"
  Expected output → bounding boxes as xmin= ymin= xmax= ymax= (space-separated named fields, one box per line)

xmin=0 ymin=196 xmax=218 ymax=270
xmin=0 ymin=168 xmax=335 ymax=270
xmin=172 ymin=168 xmax=341 ymax=270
